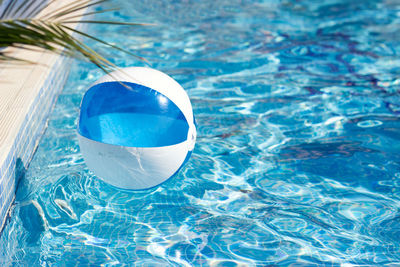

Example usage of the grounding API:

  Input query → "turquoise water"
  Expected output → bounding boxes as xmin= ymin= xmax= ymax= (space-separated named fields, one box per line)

xmin=2 ymin=0 xmax=400 ymax=265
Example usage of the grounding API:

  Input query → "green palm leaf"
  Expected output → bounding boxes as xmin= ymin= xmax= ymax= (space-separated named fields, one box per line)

xmin=0 ymin=0 xmax=147 ymax=73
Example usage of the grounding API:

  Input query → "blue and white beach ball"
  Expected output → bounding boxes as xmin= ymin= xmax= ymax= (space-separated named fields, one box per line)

xmin=77 ymin=67 xmax=196 ymax=190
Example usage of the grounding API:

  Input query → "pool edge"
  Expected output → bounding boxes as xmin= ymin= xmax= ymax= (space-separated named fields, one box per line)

xmin=0 ymin=1 xmax=85 ymax=233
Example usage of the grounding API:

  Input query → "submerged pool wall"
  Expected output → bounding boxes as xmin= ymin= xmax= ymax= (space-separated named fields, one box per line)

xmin=0 ymin=56 xmax=72 ymax=231
xmin=0 ymin=0 xmax=85 ymax=232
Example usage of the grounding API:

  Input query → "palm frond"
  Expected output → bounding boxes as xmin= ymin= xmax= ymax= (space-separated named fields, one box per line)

xmin=0 ymin=0 xmax=148 ymax=73
xmin=42 ymin=0 xmax=106 ymax=20
xmin=59 ymin=7 xmax=119 ymax=22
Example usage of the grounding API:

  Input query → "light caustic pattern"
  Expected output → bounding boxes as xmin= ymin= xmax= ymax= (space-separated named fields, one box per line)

xmin=1 ymin=0 xmax=400 ymax=265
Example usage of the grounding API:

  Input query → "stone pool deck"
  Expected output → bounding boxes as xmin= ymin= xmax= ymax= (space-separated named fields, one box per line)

xmin=0 ymin=0 xmax=84 ymax=231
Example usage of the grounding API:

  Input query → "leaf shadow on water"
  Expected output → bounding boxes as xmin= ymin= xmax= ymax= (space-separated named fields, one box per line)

xmin=14 ymin=158 xmax=45 ymax=245
xmin=278 ymin=126 xmax=400 ymax=195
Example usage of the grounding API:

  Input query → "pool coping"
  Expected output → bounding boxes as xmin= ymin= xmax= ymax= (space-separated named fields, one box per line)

xmin=0 ymin=1 xmax=85 ymax=232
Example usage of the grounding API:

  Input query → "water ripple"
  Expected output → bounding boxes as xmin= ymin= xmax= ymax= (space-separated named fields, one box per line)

xmin=1 ymin=0 xmax=400 ymax=265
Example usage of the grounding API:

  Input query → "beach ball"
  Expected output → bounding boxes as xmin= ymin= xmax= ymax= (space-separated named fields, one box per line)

xmin=77 ymin=67 xmax=196 ymax=190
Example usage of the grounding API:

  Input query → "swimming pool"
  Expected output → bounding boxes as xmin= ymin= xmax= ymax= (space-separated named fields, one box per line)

xmin=1 ymin=0 xmax=400 ymax=265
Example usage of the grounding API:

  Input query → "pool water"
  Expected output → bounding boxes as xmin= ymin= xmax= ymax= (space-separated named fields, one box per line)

xmin=2 ymin=0 xmax=400 ymax=265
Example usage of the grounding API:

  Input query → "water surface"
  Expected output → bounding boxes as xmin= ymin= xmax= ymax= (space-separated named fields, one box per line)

xmin=1 ymin=0 xmax=400 ymax=265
